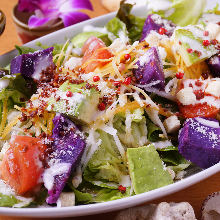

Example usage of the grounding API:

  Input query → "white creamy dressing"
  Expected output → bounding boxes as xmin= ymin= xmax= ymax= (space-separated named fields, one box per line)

xmin=32 ymin=53 xmax=52 ymax=80
xmin=177 ymin=79 xmax=220 ymax=108
xmin=43 ymin=163 xmax=71 ymax=191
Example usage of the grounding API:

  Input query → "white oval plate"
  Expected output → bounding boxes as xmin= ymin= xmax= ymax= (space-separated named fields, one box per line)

xmin=0 ymin=6 xmax=220 ymax=218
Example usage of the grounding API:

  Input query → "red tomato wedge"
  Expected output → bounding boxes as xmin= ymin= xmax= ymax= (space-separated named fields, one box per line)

xmin=179 ymin=103 xmax=219 ymax=118
xmin=0 ymin=136 xmax=46 ymax=195
xmin=82 ymin=36 xmax=113 ymax=73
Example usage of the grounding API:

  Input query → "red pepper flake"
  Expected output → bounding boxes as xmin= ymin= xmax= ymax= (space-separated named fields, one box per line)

xmin=194 ymin=90 xmax=204 ymax=100
xmin=93 ymin=76 xmax=100 ymax=82
xmin=98 ymin=102 xmax=106 ymax=111
xmin=118 ymin=185 xmax=126 ymax=193
xmin=159 ymin=27 xmax=167 ymax=35
xmin=195 ymin=80 xmax=203 ymax=87
xmin=176 ymin=72 xmax=184 ymax=79
xmin=203 ymin=40 xmax=210 ymax=46
xmin=124 ymin=54 xmax=131 ymax=61
xmin=66 ymin=91 xmax=73 ymax=97
xmin=179 ymin=41 xmax=182 ymax=45
xmin=123 ymin=77 xmax=132 ymax=85
xmin=20 ymin=113 xmax=27 ymax=122
xmin=211 ymin=39 xmax=218 ymax=45
xmin=203 ymin=31 xmax=209 ymax=36
xmin=194 ymin=50 xmax=202 ymax=57
xmin=116 ymin=86 xmax=121 ymax=94
xmin=114 ymin=81 xmax=121 ymax=87
xmin=187 ymin=48 xmax=193 ymax=53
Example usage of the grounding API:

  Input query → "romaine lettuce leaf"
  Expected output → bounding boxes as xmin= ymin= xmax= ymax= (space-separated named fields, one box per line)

xmin=157 ymin=145 xmax=191 ymax=173
xmin=71 ymin=182 xmax=130 ymax=204
xmin=113 ymin=114 xmax=148 ymax=148
xmin=0 ymin=193 xmax=21 ymax=207
xmin=105 ymin=17 xmax=129 ymax=41
xmin=152 ymin=0 xmax=206 ymax=26
xmin=84 ymin=130 xmax=127 ymax=186
xmin=127 ymin=145 xmax=173 ymax=194
xmin=0 ymin=180 xmax=33 ymax=207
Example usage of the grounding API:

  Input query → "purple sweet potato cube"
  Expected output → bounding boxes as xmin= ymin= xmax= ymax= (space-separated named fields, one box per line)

xmin=133 ymin=47 xmax=165 ymax=90
xmin=207 ymin=54 xmax=220 ymax=78
xmin=140 ymin=14 xmax=176 ymax=41
xmin=178 ymin=117 xmax=220 ymax=169
xmin=45 ymin=114 xmax=86 ymax=204
xmin=10 ymin=47 xmax=54 ymax=80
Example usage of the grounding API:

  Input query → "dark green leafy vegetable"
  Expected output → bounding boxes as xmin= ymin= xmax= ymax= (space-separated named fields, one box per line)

xmin=27 ymin=188 xmax=48 ymax=207
xmin=70 ymin=181 xmax=130 ymax=204
xmin=157 ymin=145 xmax=189 ymax=166
xmin=116 ymin=1 xmax=145 ymax=42
xmin=145 ymin=117 xmax=163 ymax=142
xmin=116 ymin=0 xmax=133 ymax=28
xmin=8 ymin=74 xmax=37 ymax=99
xmin=128 ymin=15 xmax=146 ymax=42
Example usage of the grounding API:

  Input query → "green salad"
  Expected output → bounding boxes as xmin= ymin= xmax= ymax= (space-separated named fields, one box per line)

xmin=0 ymin=0 xmax=219 ymax=208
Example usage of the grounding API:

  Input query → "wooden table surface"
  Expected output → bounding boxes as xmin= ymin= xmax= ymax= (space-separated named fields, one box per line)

xmin=0 ymin=0 xmax=220 ymax=219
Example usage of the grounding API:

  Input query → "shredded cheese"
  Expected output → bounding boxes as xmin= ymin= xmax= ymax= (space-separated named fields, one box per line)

xmin=0 ymin=99 xmax=8 ymax=136
xmin=1 ymin=116 xmax=20 ymax=140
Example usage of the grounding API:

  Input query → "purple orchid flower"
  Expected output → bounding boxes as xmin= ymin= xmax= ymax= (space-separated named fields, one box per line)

xmin=18 ymin=0 xmax=93 ymax=28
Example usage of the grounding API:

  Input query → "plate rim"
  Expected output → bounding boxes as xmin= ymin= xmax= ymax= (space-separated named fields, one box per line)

xmin=0 ymin=6 xmax=220 ymax=218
